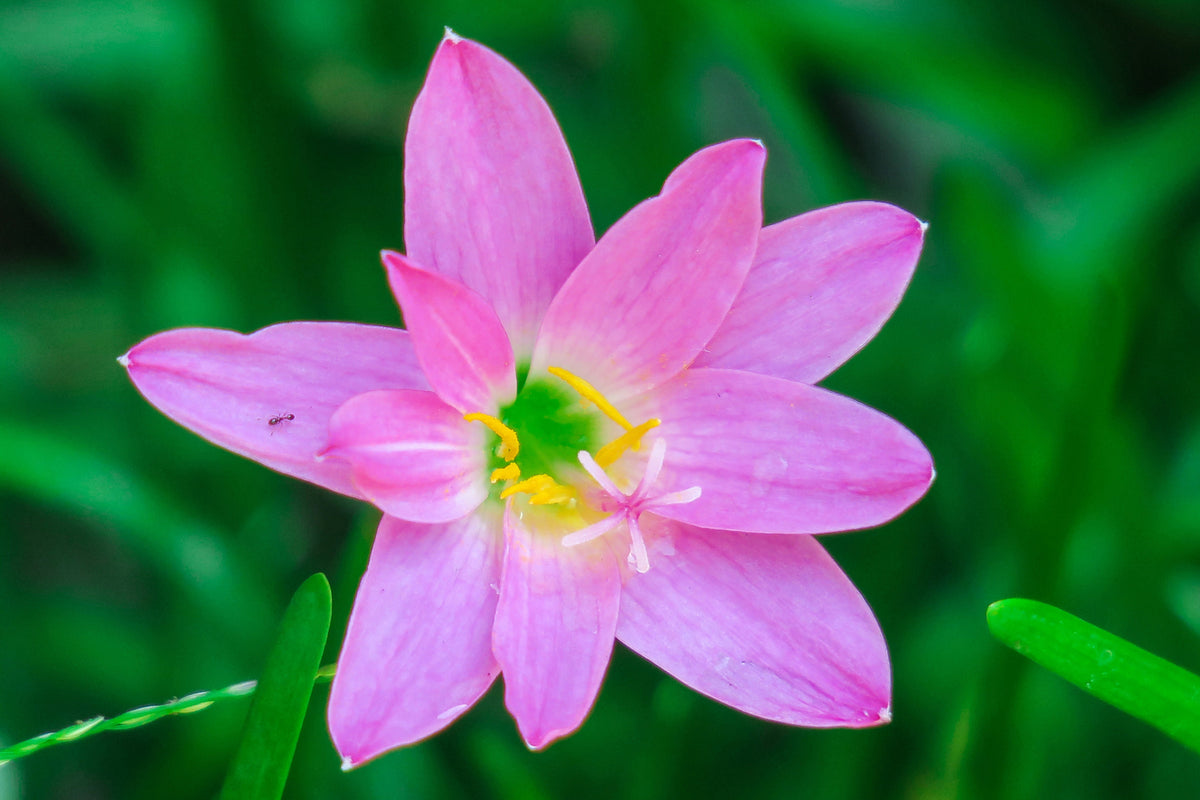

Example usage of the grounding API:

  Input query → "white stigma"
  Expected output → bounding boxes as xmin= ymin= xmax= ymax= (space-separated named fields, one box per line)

xmin=564 ymin=439 xmax=700 ymax=573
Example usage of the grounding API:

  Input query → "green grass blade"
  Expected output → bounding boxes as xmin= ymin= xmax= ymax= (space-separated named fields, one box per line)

xmin=988 ymin=598 xmax=1200 ymax=752
xmin=0 ymin=666 xmax=338 ymax=767
xmin=218 ymin=574 xmax=333 ymax=800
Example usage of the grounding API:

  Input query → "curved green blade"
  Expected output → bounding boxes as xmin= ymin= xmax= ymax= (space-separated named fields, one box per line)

xmin=987 ymin=598 xmax=1200 ymax=752
xmin=0 ymin=665 xmax=339 ymax=766
xmin=218 ymin=573 xmax=332 ymax=800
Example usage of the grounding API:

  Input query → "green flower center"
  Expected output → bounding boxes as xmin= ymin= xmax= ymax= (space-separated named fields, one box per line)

xmin=464 ymin=366 xmax=660 ymax=507
xmin=494 ymin=377 xmax=598 ymax=480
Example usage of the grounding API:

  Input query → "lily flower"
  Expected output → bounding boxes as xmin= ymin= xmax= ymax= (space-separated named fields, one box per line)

xmin=120 ymin=31 xmax=933 ymax=766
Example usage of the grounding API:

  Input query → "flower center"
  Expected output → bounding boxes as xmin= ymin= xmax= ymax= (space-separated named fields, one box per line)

xmin=464 ymin=367 xmax=661 ymax=507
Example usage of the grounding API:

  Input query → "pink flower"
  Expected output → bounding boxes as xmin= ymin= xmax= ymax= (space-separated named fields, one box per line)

xmin=120 ymin=31 xmax=933 ymax=766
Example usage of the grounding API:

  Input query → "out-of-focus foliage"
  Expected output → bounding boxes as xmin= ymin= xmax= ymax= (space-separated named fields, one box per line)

xmin=1 ymin=0 xmax=1198 ymax=798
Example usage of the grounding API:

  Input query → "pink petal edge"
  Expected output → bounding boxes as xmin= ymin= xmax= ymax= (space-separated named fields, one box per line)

xmin=383 ymin=251 xmax=516 ymax=414
xmin=697 ymin=201 xmax=925 ymax=383
xmin=404 ymin=31 xmax=594 ymax=357
xmin=323 ymin=389 xmax=487 ymax=523
xmin=493 ymin=503 xmax=622 ymax=750
xmin=119 ymin=322 xmax=428 ymax=498
xmin=530 ymin=139 xmax=765 ymax=402
xmin=330 ymin=513 xmax=503 ymax=767
xmin=618 ymin=517 xmax=891 ymax=726
xmin=631 ymin=368 xmax=934 ymax=534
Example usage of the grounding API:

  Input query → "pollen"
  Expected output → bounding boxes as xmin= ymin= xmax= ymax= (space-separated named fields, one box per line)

xmin=499 ymin=474 xmax=557 ymax=500
xmin=548 ymin=366 xmax=634 ymax=431
xmin=463 ymin=412 xmax=520 ymax=461
xmin=529 ymin=484 xmax=576 ymax=506
xmin=594 ymin=418 xmax=661 ymax=468
xmin=548 ymin=365 xmax=663 ymax=469
xmin=499 ymin=473 xmax=574 ymax=505
xmin=490 ymin=463 xmax=521 ymax=483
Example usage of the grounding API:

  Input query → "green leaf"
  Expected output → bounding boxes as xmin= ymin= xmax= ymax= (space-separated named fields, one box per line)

xmin=218 ymin=573 xmax=333 ymax=800
xmin=988 ymin=598 xmax=1200 ymax=752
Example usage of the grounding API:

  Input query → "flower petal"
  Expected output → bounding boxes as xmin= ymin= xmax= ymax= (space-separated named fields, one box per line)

xmin=323 ymin=389 xmax=487 ymax=523
xmin=634 ymin=368 xmax=933 ymax=533
xmin=329 ymin=513 xmax=502 ymax=767
xmin=696 ymin=202 xmax=925 ymax=383
xmin=404 ymin=32 xmax=594 ymax=357
xmin=531 ymin=140 xmax=765 ymax=401
xmin=492 ymin=503 xmax=621 ymax=749
xmin=617 ymin=518 xmax=891 ymax=727
xmin=119 ymin=322 xmax=427 ymax=498
xmin=383 ymin=251 xmax=516 ymax=413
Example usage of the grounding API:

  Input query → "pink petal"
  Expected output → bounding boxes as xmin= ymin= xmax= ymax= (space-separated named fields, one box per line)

xmin=404 ymin=32 xmax=594 ymax=357
xmin=119 ymin=322 xmax=427 ymax=498
xmin=383 ymin=251 xmax=516 ymax=413
xmin=633 ymin=368 xmax=933 ymax=534
xmin=329 ymin=513 xmax=503 ymax=767
xmin=323 ymin=390 xmax=487 ymax=523
xmin=492 ymin=504 xmax=622 ymax=749
xmin=696 ymin=202 xmax=925 ymax=383
xmin=617 ymin=518 xmax=891 ymax=727
xmin=530 ymin=140 xmax=765 ymax=401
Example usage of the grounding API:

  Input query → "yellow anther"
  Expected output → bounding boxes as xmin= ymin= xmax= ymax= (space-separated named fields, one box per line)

xmin=548 ymin=366 xmax=634 ymax=431
xmin=594 ymin=418 xmax=661 ymax=468
xmin=530 ymin=485 xmax=577 ymax=506
xmin=463 ymin=412 xmax=520 ymax=461
xmin=500 ymin=474 xmax=557 ymax=500
xmin=490 ymin=463 xmax=521 ymax=484
xmin=500 ymin=473 xmax=575 ymax=506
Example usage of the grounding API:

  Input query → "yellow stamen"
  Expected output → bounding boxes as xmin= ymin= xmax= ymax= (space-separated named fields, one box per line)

xmin=548 ymin=366 xmax=634 ymax=431
xmin=500 ymin=474 xmax=557 ymax=500
xmin=500 ymin=473 xmax=575 ymax=506
xmin=530 ymin=485 xmax=577 ymax=506
xmin=463 ymin=412 xmax=520 ymax=461
xmin=490 ymin=463 xmax=521 ymax=483
xmin=594 ymin=418 xmax=661 ymax=468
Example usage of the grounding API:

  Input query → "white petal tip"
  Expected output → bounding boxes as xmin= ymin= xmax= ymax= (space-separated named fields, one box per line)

xmin=340 ymin=756 xmax=357 ymax=772
xmin=919 ymin=219 xmax=930 ymax=233
xmin=878 ymin=706 xmax=893 ymax=723
xmin=116 ymin=353 xmax=131 ymax=367
xmin=443 ymin=27 xmax=463 ymax=44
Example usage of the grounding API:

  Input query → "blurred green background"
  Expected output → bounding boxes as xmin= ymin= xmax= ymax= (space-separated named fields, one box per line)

xmin=2 ymin=0 xmax=1199 ymax=797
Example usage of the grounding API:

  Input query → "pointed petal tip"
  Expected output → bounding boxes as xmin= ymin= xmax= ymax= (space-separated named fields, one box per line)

xmin=442 ymin=26 xmax=463 ymax=44
xmin=919 ymin=218 xmax=930 ymax=234
xmin=380 ymin=249 xmax=405 ymax=270
xmin=340 ymin=756 xmax=358 ymax=772
xmin=724 ymin=137 xmax=767 ymax=164
xmin=116 ymin=352 xmax=131 ymax=368
xmin=878 ymin=705 xmax=893 ymax=724
xmin=381 ymin=250 xmax=430 ymax=282
xmin=518 ymin=723 xmax=569 ymax=752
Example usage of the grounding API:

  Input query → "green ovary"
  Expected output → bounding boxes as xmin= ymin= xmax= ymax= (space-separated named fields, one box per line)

xmin=489 ymin=377 xmax=599 ymax=489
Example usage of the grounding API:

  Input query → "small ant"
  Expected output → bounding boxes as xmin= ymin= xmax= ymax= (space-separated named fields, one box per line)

xmin=267 ymin=413 xmax=295 ymax=427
